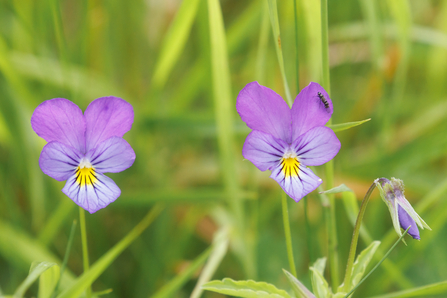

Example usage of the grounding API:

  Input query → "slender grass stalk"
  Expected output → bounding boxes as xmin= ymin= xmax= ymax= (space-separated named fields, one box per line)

xmin=293 ymin=0 xmax=300 ymax=90
xmin=52 ymin=220 xmax=77 ymax=298
xmin=321 ymin=0 xmax=339 ymax=288
xmin=343 ymin=227 xmax=410 ymax=298
xmin=267 ymin=0 xmax=293 ymax=106
xmin=342 ymin=182 xmax=376 ymax=292
xmin=281 ymin=193 xmax=297 ymax=277
xmin=79 ymin=207 xmax=91 ymax=298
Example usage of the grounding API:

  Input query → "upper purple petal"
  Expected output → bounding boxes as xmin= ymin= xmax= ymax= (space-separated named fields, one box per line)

xmin=84 ymin=97 xmax=134 ymax=152
xmin=39 ymin=141 xmax=82 ymax=181
xmin=31 ymin=98 xmax=86 ymax=153
xmin=398 ymin=205 xmax=420 ymax=240
xmin=292 ymin=126 xmax=341 ymax=166
xmin=270 ymin=163 xmax=322 ymax=202
xmin=291 ymin=82 xmax=333 ymax=140
xmin=237 ymin=82 xmax=292 ymax=143
xmin=242 ymin=130 xmax=287 ymax=172
xmin=86 ymin=136 xmax=136 ymax=174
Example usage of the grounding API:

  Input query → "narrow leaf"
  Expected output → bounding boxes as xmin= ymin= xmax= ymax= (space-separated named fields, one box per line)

xmin=351 ymin=241 xmax=381 ymax=288
xmin=312 ymin=258 xmax=327 ymax=276
xmin=190 ymin=228 xmax=229 ymax=298
xmin=283 ymin=269 xmax=316 ymax=298
xmin=327 ymin=119 xmax=371 ymax=132
xmin=202 ymin=278 xmax=291 ymax=298
xmin=152 ymin=0 xmax=201 ymax=89
xmin=38 ymin=264 xmax=60 ymax=298
xmin=320 ymin=184 xmax=352 ymax=194
xmin=309 ymin=267 xmax=330 ymax=298
xmin=151 ymin=246 xmax=212 ymax=298
xmin=56 ymin=205 xmax=163 ymax=298
xmin=367 ymin=280 xmax=447 ymax=298
xmin=14 ymin=262 xmax=56 ymax=298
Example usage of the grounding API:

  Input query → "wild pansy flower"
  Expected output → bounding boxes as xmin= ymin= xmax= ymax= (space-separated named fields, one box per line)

xmin=375 ymin=177 xmax=431 ymax=240
xmin=237 ymin=82 xmax=341 ymax=202
xmin=31 ymin=97 xmax=135 ymax=213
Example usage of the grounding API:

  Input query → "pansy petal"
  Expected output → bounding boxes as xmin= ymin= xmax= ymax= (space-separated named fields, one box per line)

xmin=86 ymin=136 xmax=136 ymax=173
xmin=39 ymin=141 xmax=82 ymax=181
xmin=270 ymin=163 xmax=322 ymax=202
xmin=62 ymin=171 xmax=121 ymax=213
xmin=84 ymin=97 xmax=134 ymax=152
xmin=31 ymin=98 xmax=86 ymax=153
xmin=237 ymin=82 xmax=292 ymax=143
xmin=293 ymin=126 xmax=340 ymax=166
xmin=242 ymin=130 xmax=287 ymax=172
xmin=398 ymin=205 xmax=420 ymax=240
xmin=291 ymin=82 xmax=333 ymax=140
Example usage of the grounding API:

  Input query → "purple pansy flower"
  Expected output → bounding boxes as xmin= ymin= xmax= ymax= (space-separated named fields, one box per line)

xmin=237 ymin=82 xmax=341 ymax=202
xmin=375 ymin=177 xmax=431 ymax=240
xmin=31 ymin=97 xmax=136 ymax=213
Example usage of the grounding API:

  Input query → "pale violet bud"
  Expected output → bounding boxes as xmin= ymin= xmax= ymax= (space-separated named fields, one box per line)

xmin=375 ymin=178 xmax=431 ymax=240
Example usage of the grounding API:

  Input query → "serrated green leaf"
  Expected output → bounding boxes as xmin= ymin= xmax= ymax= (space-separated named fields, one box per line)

xmin=327 ymin=119 xmax=371 ymax=132
xmin=202 ymin=278 xmax=291 ymax=298
xmin=351 ymin=241 xmax=381 ymax=289
xmin=320 ymin=184 xmax=353 ymax=194
xmin=309 ymin=267 xmax=330 ymax=298
xmin=14 ymin=262 xmax=57 ymax=298
xmin=283 ymin=269 xmax=316 ymax=298
xmin=38 ymin=263 xmax=60 ymax=298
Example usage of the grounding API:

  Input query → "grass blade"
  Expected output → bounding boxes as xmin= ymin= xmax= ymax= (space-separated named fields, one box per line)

xmin=56 ymin=205 xmax=163 ymax=298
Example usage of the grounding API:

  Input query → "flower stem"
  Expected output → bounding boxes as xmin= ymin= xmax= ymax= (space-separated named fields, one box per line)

xmin=343 ymin=227 xmax=410 ymax=298
xmin=342 ymin=182 xmax=377 ymax=292
xmin=282 ymin=192 xmax=297 ymax=277
xmin=79 ymin=207 xmax=92 ymax=298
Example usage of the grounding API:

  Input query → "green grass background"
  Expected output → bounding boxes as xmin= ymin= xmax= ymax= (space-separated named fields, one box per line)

xmin=0 ymin=0 xmax=447 ymax=297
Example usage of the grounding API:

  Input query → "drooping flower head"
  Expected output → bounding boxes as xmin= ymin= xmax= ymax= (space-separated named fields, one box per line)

xmin=237 ymin=82 xmax=341 ymax=202
xmin=375 ymin=177 xmax=431 ymax=240
xmin=31 ymin=97 xmax=136 ymax=213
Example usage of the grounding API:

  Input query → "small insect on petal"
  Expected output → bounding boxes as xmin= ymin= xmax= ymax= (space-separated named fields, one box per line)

xmin=317 ymin=92 xmax=330 ymax=110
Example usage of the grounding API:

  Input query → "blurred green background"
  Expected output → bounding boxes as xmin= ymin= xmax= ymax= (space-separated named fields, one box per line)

xmin=1 ymin=0 xmax=447 ymax=297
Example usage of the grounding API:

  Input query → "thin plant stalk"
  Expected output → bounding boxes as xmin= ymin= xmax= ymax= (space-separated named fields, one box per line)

xmin=321 ymin=0 xmax=339 ymax=288
xmin=52 ymin=220 xmax=77 ymax=298
xmin=282 ymin=192 xmax=297 ymax=277
xmin=343 ymin=227 xmax=410 ymax=298
xmin=79 ymin=207 xmax=91 ymax=298
xmin=293 ymin=0 xmax=300 ymax=90
xmin=342 ymin=182 xmax=376 ymax=292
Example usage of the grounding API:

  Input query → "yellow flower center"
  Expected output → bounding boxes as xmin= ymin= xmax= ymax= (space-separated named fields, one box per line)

xmin=76 ymin=166 xmax=97 ymax=187
xmin=281 ymin=157 xmax=300 ymax=178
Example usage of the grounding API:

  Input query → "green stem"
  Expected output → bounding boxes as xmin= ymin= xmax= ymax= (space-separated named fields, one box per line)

xmin=342 ymin=182 xmax=377 ymax=292
xmin=52 ymin=220 xmax=77 ymax=298
xmin=321 ymin=0 xmax=331 ymax=94
xmin=293 ymin=0 xmax=300 ymax=90
xmin=321 ymin=0 xmax=338 ymax=288
xmin=282 ymin=192 xmax=297 ymax=277
xmin=79 ymin=207 xmax=91 ymax=298
xmin=344 ymin=227 xmax=410 ymax=298
xmin=304 ymin=196 xmax=314 ymax=262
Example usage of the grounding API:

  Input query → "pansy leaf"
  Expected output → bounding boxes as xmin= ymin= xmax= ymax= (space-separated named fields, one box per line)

xmin=14 ymin=262 xmax=57 ymax=298
xmin=282 ymin=269 xmax=316 ymax=298
xmin=309 ymin=266 xmax=331 ymax=298
xmin=38 ymin=263 xmax=60 ymax=298
xmin=327 ymin=118 xmax=371 ymax=132
xmin=350 ymin=241 xmax=381 ymax=290
xmin=202 ymin=278 xmax=291 ymax=298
